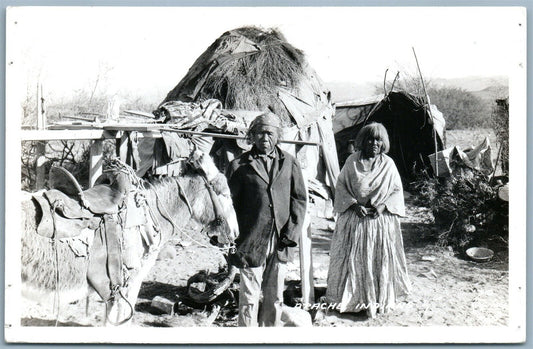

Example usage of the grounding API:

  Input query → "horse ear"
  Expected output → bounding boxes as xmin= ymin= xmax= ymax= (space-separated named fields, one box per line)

xmin=189 ymin=150 xmax=218 ymax=182
xmin=189 ymin=149 xmax=201 ymax=164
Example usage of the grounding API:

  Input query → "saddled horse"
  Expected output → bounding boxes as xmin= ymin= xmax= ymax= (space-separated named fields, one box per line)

xmin=20 ymin=150 xmax=239 ymax=325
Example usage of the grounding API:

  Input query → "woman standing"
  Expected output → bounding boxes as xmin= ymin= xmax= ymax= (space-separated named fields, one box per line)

xmin=326 ymin=122 xmax=410 ymax=318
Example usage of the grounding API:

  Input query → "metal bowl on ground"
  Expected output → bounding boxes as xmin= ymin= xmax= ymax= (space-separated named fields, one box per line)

xmin=466 ymin=247 xmax=494 ymax=262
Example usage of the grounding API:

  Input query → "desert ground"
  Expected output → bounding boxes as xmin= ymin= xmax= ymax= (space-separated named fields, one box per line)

xmin=19 ymin=128 xmax=508 ymax=328
xmin=20 ymin=189 xmax=508 ymax=328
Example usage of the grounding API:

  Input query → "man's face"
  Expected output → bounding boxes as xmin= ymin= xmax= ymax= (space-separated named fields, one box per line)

xmin=252 ymin=125 xmax=279 ymax=154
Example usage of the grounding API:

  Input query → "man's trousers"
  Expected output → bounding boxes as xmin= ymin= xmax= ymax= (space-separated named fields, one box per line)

xmin=238 ymin=253 xmax=287 ymax=327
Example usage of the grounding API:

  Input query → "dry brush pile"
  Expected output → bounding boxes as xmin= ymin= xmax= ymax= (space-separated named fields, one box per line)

xmin=411 ymin=167 xmax=508 ymax=254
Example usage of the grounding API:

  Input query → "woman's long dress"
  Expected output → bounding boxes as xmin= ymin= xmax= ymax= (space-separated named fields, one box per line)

xmin=326 ymin=151 xmax=410 ymax=314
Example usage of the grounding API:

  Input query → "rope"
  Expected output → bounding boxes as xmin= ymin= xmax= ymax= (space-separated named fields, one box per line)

xmin=104 ymin=157 xmax=208 ymax=249
xmin=53 ymin=238 xmax=60 ymax=327
xmin=143 ymin=180 xmax=178 ymax=242
xmin=101 ymin=158 xmax=141 ymax=325
xmin=50 ymin=201 xmax=61 ymax=326
xmin=106 ymin=157 xmax=234 ymax=251
xmin=104 ymin=157 xmax=143 ymax=188
xmin=144 ymin=180 xmax=234 ymax=253
xmin=105 ymin=286 xmax=134 ymax=326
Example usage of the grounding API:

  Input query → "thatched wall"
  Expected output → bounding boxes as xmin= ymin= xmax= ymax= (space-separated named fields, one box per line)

xmin=161 ymin=26 xmax=340 ymax=196
xmin=162 ymin=26 xmax=311 ymax=126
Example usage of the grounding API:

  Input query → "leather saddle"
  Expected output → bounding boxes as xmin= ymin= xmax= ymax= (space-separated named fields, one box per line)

xmin=33 ymin=166 xmax=131 ymax=240
xmin=33 ymin=165 xmax=138 ymax=302
xmin=48 ymin=166 xmax=131 ymax=215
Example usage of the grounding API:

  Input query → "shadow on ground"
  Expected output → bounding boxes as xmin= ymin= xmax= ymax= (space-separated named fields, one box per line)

xmin=21 ymin=318 xmax=92 ymax=327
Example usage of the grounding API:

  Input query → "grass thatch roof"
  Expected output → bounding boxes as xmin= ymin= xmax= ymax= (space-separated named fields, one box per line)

xmin=161 ymin=26 xmax=313 ymax=126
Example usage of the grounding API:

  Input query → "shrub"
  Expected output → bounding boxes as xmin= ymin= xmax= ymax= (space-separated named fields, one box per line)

xmin=427 ymin=87 xmax=491 ymax=130
xmin=412 ymin=167 xmax=508 ymax=251
xmin=21 ymin=139 xmax=116 ymax=191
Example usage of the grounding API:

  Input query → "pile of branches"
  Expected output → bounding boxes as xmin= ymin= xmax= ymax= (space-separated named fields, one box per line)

xmin=21 ymin=140 xmax=115 ymax=191
xmin=412 ymin=168 xmax=508 ymax=251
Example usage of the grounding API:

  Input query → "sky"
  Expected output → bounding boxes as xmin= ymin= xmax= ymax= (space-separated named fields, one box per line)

xmin=6 ymin=6 xmax=525 ymax=105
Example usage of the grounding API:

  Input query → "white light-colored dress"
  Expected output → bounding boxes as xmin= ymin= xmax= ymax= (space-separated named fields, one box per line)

xmin=326 ymin=151 xmax=410 ymax=315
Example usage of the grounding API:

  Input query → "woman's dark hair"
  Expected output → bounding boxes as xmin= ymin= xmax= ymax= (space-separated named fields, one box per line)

xmin=353 ymin=122 xmax=390 ymax=154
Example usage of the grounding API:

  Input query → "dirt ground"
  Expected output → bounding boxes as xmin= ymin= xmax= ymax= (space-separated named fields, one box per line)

xmin=307 ymin=197 xmax=509 ymax=327
xmin=20 ymin=192 xmax=508 ymax=328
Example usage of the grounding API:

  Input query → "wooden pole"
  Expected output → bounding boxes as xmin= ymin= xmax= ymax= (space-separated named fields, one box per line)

xmin=412 ymin=47 xmax=439 ymax=176
xmin=158 ymin=127 xmax=321 ymax=147
xmin=34 ymin=142 xmax=46 ymax=190
xmin=89 ymin=140 xmax=104 ymax=187
xmin=299 ymin=171 xmax=315 ymax=305
xmin=41 ymin=84 xmax=47 ymax=129
xmin=37 ymin=83 xmax=44 ymax=129
xmin=35 ymin=83 xmax=47 ymax=189
xmin=490 ymin=141 xmax=504 ymax=183
xmin=116 ymin=132 xmax=129 ymax=163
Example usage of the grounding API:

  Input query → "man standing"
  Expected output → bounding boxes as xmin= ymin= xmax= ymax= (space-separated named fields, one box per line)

xmin=226 ymin=112 xmax=307 ymax=327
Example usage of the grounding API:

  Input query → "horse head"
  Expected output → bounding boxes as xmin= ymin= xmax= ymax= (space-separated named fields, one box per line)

xmin=186 ymin=150 xmax=239 ymax=248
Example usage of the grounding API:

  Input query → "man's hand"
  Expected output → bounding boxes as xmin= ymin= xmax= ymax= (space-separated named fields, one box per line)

xmin=278 ymin=235 xmax=297 ymax=251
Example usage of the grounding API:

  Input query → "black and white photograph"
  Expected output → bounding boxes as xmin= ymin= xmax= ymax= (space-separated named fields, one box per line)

xmin=4 ymin=6 xmax=527 ymax=344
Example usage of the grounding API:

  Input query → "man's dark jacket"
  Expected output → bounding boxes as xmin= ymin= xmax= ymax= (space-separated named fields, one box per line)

xmin=226 ymin=146 xmax=307 ymax=268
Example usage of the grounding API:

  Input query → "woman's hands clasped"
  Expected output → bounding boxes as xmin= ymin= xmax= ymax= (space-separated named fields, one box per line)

xmin=370 ymin=204 xmax=386 ymax=218
xmin=352 ymin=203 xmax=386 ymax=219
xmin=353 ymin=203 xmax=368 ymax=218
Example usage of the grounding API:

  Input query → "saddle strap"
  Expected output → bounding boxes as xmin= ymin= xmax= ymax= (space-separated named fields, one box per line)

xmin=33 ymin=195 xmax=54 ymax=238
xmin=104 ymin=215 xmax=124 ymax=288
xmin=87 ymin=214 xmax=124 ymax=301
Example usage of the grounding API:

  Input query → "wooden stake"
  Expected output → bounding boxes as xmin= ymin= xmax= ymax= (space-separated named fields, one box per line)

xmin=299 ymin=172 xmax=315 ymax=304
xmin=116 ymin=132 xmax=129 ymax=163
xmin=89 ymin=140 xmax=103 ymax=187
xmin=37 ymin=83 xmax=43 ymax=130
xmin=36 ymin=83 xmax=46 ymax=130
xmin=34 ymin=142 xmax=47 ymax=190
xmin=412 ymin=47 xmax=439 ymax=176
xmin=35 ymin=83 xmax=47 ymax=189
xmin=490 ymin=141 xmax=504 ymax=183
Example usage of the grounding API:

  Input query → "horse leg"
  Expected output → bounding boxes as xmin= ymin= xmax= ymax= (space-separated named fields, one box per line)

xmin=105 ymin=248 xmax=160 ymax=326
xmin=128 ymin=250 xmax=161 ymax=321
xmin=85 ymin=295 xmax=89 ymax=317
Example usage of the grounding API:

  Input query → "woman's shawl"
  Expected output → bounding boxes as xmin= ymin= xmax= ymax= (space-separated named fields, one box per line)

xmin=334 ymin=151 xmax=405 ymax=216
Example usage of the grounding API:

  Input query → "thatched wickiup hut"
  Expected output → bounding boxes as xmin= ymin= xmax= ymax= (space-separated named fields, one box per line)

xmin=160 ymin=26 xmax=339 ymax=199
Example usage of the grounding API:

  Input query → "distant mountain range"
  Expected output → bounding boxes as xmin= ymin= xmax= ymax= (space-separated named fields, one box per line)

xmin=326 ymin=81 xmax=377 ymax=103
xmin=431 ymin=76 xmax=508 ymax=92
xmin=326 ymin=75 xmax=509 ymax=103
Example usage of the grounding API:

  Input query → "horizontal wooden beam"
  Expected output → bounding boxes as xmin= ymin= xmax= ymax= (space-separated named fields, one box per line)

xmin=159 ymin=127 xmax=322 ymax=147
xmin=20 ymin=129 xmax=162 ymax=141
xmin=21 ymin=124 xmax=322 ymax=147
